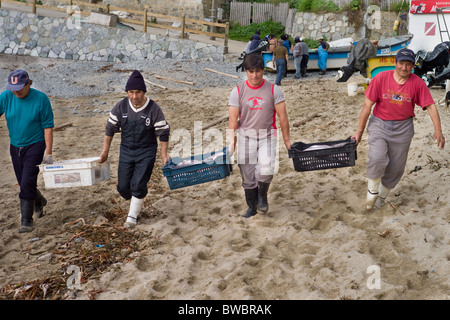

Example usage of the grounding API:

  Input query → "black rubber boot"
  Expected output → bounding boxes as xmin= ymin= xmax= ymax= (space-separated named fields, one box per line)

xmin=243 ymin=187 xmax=258 ymax=218
xmin=257 ymin=182 xmax=270 ymax=213
xmin=19 ymin=199 xmax=34 ymax=233
xmin=34 ymin=189 xmax=47 ymax=218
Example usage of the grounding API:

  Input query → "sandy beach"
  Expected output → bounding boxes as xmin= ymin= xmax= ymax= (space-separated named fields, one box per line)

xmin=0 ymin=54 xmax=449 ymax=301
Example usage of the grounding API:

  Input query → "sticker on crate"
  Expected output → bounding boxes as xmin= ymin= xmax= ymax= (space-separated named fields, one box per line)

xmin=162 ymin=147 xmax=232 ymax=190
xmin=288 ymin=137 xmax=357 ymax=172
xmin=54 ymin=173 xmax=82 ymax=184
xmin=38 ymin=157 xmax=110 ymax=189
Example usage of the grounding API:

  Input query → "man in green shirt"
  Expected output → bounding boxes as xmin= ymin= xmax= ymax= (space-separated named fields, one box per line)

xmin=0 ymin=70 xmax=54 ymax=233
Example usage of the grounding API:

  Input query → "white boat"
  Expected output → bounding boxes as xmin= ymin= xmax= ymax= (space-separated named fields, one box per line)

xmin=262 ymin=34 xmax=413 ymax=72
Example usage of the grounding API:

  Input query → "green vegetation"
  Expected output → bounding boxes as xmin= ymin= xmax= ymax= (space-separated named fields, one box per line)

xmin=390 ymin=0 xmax=410 ymax=13
xmin=229 ymin=19 xmax=325 ymax=49
xmin=290 ymin=0 xmax=339 ymax=13
xmin=229 ymin=19 xmax=285 ymax=42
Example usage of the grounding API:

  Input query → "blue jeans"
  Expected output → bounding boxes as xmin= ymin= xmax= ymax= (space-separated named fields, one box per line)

xmin=294 ymin=56 xmax=303 ymax=78
xmin=275 ymin=58 xmax=286 ymax=85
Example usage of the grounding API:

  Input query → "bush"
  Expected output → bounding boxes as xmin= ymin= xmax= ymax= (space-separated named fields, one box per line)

xmin=229 ymin=19 xmax=285 ymax=42
xmin=291 ymin=0 xmax=339 ymax=13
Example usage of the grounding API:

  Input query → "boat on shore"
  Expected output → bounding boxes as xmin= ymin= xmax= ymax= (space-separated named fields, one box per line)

xmin=262 ymin=34 xmax=413 ymax=72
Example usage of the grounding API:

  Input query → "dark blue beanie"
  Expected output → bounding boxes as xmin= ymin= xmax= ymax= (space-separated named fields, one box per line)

xmin=125 ymin=70 xmax=147 ymax=92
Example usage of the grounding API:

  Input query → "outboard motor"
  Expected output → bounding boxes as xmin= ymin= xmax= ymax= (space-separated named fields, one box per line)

xmin=236 ymin=40 xmax=269 ymax=72
xmin=336 ymin=38 xmax=377 ymax=82
xmin=414 ymin=41 xmax=450 ymax=80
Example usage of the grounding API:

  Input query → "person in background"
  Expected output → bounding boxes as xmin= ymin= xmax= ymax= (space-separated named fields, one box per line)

xmin=99 ymin=70 xmax=170 ymax=228
xmin=249 ymin=30 xmax=262 ymax=52
xmin=318 ymin=37 xmax=330 ymax=75
xmin=300 ymin=37 xmax=309 ymax=77
xmin=281 ymin=34 xmax=292 ymax=78
xmin=352 ymin=48 xmax=445 ymax=211
xmin=293 ymin=36 xmax=303 ymax=79
xmin=0 ymin=70 xmax=54 ymax=233
xmin=272 ymin=39 xmax=289 ymax=86
xmin=228 ymin=54 xmax=291 ymax=218
xmin=281 ymin=34 xmax=291 ymax=54
xmin=268 ymin=34 xmax=277 ymax=52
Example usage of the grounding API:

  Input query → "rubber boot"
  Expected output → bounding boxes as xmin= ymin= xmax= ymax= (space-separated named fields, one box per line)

xmin=124 ymin=196 xmax=144 ymax=228
xmin=374 ymin=183 xmax=391 ymax=209
xmin=365 ymin=177 xmax=381 ymax=211
xmin=243 ymin=187 xmax=258 ymax=218
xmin=34 ymin=189 xmax=47 ymax=218
xmin=19 ymin=199 xmax=35 ymax=233
xmin=301 ymin=68 xmax=307 ymax=77
xmin=257 ymin=182 xmax=270 ymax=214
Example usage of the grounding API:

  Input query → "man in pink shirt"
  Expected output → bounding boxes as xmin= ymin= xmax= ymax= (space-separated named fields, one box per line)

xmin=228 ymin=54 xmax=291 ymax=218
xmin=353 ymin=48 xmax=445 ymax=211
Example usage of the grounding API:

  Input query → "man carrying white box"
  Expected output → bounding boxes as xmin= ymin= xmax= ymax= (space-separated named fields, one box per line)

xmin=0 ymin=70 xmax=54 ymax=233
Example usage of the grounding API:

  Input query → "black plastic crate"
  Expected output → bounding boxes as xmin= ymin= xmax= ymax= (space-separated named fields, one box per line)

xmin=288 ymin=137 xmax=357 ymax=172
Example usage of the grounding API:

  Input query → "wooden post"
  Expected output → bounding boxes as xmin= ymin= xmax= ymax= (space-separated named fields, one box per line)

xmin=224 ymin=22 xmax=229 ymax=54
xmin=32 ymin=0 xmax=37 ymax=14
xmin=106 ymin=4 xmax=110 ymax=14
xmin=209 ymin=0 xmax=216 ymax=40
xmin=68 ymin=0 xmax=73 ymax=17
xmin=143 ymin=9 xmax=148 ymax=33
xmin=181 ymin=15 xmax=185 ymax=39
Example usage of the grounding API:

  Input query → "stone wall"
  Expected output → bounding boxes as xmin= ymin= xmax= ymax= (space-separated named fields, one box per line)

xmin=0 ymin=9 xmax=226 ymax=62
xmin=291 ymin=11 xmax=402 ymax=41
xmin=41 ymin=0 xmax=207 ymax=21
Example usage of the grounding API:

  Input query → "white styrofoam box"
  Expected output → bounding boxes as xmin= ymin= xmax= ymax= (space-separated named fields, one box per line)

xmin=38 ymin=157 xmax=110 ymax=189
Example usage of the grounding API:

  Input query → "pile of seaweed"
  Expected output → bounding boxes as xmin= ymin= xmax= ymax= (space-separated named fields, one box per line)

xmin=0 ymin=205 xmax=161 ymax=300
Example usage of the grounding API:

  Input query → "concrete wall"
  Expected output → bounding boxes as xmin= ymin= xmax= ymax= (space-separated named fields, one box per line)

xmin=0 ymin=9 xmax=226 ymax=62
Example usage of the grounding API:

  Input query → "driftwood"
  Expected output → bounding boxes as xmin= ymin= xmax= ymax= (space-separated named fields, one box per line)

xmin=155 ymin=75 xmax=194 ymax=85
xmin=54 ymin=122 xmax=73 ymax=131
xmin=144 ymin=79 xmax=167 ymax=90
xmin=202 ymin=114 xmax=228 ymax=130
xmin=204 ymin=68 xmax=239 ymax=79
xmin=293 ymin=113 xmax=320 ymax=127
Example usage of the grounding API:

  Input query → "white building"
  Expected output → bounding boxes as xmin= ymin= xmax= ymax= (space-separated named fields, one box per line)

xmin=409 ymin=0 xmax=450 ymax=52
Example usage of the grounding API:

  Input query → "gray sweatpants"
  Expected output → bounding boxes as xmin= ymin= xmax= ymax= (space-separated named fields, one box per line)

xmin=237 ymin=134 xmax=277 ymax=189
xmin=366 ymin=115 xmax=414 ymax=189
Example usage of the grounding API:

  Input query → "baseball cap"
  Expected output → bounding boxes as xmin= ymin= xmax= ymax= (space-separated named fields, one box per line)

xmin=6 ymin=70 xmax=30 ymax=91
xmin=396 ymin=48 xmax=415 ymax=63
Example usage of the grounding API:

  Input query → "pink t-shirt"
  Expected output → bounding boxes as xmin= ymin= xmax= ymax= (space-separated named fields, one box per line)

xmin=365 ymin=70 xmax=434 ymax=121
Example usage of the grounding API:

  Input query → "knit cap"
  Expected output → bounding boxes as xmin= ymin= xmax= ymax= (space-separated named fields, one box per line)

xmin=125 ymin=70 xmax=147 ymax=92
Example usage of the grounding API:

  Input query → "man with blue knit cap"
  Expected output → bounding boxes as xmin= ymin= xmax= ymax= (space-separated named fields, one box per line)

xmin=0 ymin=70 xmax=54 ymax=233
xmin=99 ymin=70 xmax=170 ymax=228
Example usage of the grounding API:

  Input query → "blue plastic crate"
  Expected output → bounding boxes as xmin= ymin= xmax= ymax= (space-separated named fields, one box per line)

xmin=162 ymin=147 xmax=232 ymax=190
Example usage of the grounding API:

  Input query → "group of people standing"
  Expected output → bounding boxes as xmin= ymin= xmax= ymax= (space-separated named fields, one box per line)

xmin=269 ymin=35 xmax=331 ymax=85
xmin=0 ymin=46 xmax=445 ymax=234
xmin=270 ymin=34 xmax=310 ymax=86
xmin=242 ymin=32 xmax=333 ymax=86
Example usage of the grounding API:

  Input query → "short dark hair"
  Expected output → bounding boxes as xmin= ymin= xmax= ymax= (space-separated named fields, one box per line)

xmin=243 ymin=53 xmax=265 ymax=71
